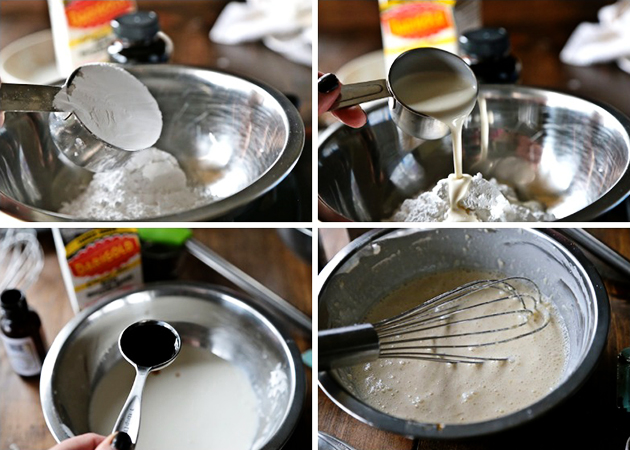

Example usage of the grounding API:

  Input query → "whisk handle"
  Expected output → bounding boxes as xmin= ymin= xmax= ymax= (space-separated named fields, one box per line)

xmin=319 ymin=324 xmax=380 ymax=371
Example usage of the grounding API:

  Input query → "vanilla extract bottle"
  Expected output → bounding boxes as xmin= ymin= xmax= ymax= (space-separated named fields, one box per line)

xmin=0 ymin=289 xmax=46 ymax=378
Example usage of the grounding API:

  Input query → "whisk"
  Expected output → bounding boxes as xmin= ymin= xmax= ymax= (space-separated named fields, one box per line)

xmin=0 ymin=229 xmax=44 ymax=293
xmin=319 ymin=277 xmax=550 ymax=371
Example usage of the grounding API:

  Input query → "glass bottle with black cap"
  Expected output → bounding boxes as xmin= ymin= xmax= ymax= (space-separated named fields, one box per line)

xmin=459 ymin=27 xmax=521 ymax=84
xmin=0 ymin=289 xmax=46 ymax=378
xmin=108 ymin=11 xmax=173 ymax=64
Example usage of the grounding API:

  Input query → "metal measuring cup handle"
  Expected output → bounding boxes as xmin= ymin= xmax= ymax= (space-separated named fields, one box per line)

xmin=329 ymin=76 xmax=450 ymax=140
xmin=329 ymin=79 xmax=391 ymax=111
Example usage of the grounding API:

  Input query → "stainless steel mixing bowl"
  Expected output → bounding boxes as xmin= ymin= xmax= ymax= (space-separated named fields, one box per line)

xmin=318 ymin=228 xmax=609 ymax=439
xmin=40 ymin=282 xmax=305 ymax=449
xmin=319 ymin=85 xmax=630 ymax=221
xmin=0 ymin=65 xmax=304 ymax=221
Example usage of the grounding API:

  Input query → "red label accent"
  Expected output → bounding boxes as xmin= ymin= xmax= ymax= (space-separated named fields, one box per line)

xmin=382 ymin=3 xmax=453 ymax=39
xmin=68 ymin=235 xmax=140 ymax=277
xmin=65 ymin=1 xmax=135 ymax=29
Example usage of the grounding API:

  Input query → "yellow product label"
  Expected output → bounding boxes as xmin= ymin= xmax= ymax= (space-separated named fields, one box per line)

xmin=68 ymin=25 xmax=112 ymax=48
xmin=64 ymin=0 xmax=136 ymax=29
xmin=74 ymin=258 xmax=142 ymax=293
xmin=65 ymin=228 xmax=137 ymax=257
xmin=380 ymin=1 xmax=456 ymax=39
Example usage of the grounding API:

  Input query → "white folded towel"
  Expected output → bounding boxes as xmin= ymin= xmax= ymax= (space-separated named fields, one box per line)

xmin=560 ymin=0 xmax=630 ymax=66
xmin=210 ymin=0 xmax=312 ymax=66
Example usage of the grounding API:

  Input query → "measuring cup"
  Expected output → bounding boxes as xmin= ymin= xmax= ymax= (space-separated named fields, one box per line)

xmin=0 ymin=63 xmax=161 ymax=172
xmin=48 ymin=109 xmax=135 ymax=173
xmin=112 ymin=320 xmax=181 ymax=449
xmin=330 ymin=48 xmax=478 ymax=140
xmin=49 ymin=63 xmax=162 ymax=172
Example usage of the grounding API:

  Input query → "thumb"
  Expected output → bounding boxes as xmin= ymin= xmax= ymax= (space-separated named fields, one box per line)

xmin=95 ymin=432 xmax=132 ymax=450
xmin=94 ymin=433 xmax=115 ymax=450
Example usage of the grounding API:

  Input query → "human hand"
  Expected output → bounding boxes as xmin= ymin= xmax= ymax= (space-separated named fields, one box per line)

xmin=49 ymin=432 xmax=132 ymax=450
xmin=318 ymin=72 xmax=367 ymax=128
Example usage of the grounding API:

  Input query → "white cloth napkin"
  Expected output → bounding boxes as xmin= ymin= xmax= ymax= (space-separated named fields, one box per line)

xmin=560 ymin=0 xmax=630 ymax=66
xmin=210 ymin=0 xmax=312 ymax=66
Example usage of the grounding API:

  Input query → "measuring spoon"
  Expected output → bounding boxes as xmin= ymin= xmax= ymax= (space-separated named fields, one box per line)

xmin=112 ymin=320 xmax=181 ymax=449
xmin=0 ymin=63 xmax=162 ymax=172
xmin=327 ymin=48 xmax=478 ymax=140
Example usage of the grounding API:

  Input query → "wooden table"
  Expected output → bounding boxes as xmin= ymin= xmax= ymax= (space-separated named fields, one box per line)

xmin=318 ymin=228 xmax=630 ymax=450
xmin=0 ymin=229 xmax=312 ymax=449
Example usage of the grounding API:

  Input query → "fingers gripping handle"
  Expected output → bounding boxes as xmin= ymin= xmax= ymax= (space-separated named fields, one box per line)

xmin=330 ymin=80 xmax=390 ymax=111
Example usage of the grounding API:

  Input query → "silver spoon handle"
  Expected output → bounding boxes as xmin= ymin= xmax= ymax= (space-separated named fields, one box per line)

xmin=112 ymin=369 xmax=149 ymax=446
xmin=0 ymin=83 xmax=62 ymax=112
xmin=330 ymin=79 xmax=390 ymax=111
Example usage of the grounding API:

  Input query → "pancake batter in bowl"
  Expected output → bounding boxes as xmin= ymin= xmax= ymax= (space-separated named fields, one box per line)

xmin=341 ymin=270 xmax=568 ymax=425
xmin=90 ymin=345 xmax=259 ymax=450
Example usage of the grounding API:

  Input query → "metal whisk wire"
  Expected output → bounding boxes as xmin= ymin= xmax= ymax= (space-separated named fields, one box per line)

xmin=318 ymin=277 xmax=552 ymax=370
xmin=374 ymin=277 xmax=549 ymax=364
xmin=0 ymin=229 xmax=44 ymax=293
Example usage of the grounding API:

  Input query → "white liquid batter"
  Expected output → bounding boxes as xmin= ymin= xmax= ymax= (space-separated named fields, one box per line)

xmin=90 ymin=345 xmax=259 ymax=450
xmin=392 ymin=71 xmax=478 ymax=222
xmin=343 ymin=270 xmax=568 ymax=425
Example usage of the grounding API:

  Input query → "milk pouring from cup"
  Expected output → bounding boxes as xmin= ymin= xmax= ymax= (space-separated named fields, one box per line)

xmin=330 ymin=48 xmax=479 ymax=220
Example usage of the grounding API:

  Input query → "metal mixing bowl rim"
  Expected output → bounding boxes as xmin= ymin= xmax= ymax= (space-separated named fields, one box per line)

xmin=317 ymin=84 xmax=630 ymax=222
xmin=40 ymin=281 xmax=306 ymax=449
xmin=2 ymin=64 xmax=305 ymax=222
xmin=317 ymin=228 xmax=610 ymax=439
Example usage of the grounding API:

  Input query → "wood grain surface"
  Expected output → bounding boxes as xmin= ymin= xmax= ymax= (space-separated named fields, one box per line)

xmin=318 ymin=228 xmax=630 ymax=450
xmin=0 ymin=229 xmax=312 ymax=449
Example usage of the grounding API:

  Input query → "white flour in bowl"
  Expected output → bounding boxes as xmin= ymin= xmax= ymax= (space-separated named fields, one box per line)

xmin=59 ymin=148 xmax=215 ymax=220
xmin=388 ymin=173 xmax=555 ymax=222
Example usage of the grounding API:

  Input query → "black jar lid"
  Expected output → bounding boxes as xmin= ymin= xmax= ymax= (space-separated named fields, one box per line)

xmin=0 ymin=289 xmax=27 ymax=312
xmin=460 ymin=27 xmax=511 ymax=59
xmin=112 ymin=11 xmax=161 ymax=41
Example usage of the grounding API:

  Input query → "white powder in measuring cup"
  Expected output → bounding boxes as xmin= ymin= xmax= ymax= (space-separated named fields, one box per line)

xmin=59 ymin=148 xmax=215 ymax=220
xmin=53 ymin=64 xmax=162 ymax=150
xmin=388 ymin=173 xmax=555 ymax=222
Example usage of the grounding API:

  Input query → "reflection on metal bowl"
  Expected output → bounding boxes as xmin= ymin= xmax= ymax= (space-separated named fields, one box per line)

xmin=0 ymin=65 xmax=304 ymax=221
xmin=318 ymin=85 xmax=630 ymax=221
xmin=318 ymin=228 xmax=609 ymax=439
xmin=40 ymin=282 xmax=305 ymax=449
